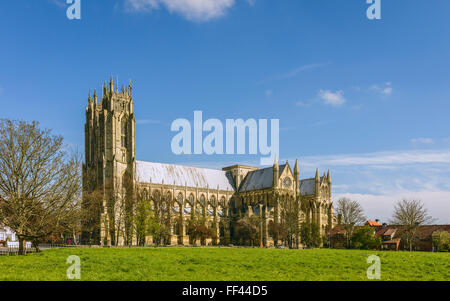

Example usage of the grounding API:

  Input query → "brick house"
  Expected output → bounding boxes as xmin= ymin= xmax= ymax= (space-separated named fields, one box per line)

xmin=329 ymin=225 xmax=347 ymax=248
xmin=329 ymin=222 xmax=450 ymax=251
xmin=329 ymin=221 xmax=381 ymax=249
xmin=377 ymin=225 xmax=450 ymax=251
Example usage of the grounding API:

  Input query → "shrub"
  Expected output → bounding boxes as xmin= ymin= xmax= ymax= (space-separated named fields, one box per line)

xmin=350 ymin=226 xmax=381 ymax=250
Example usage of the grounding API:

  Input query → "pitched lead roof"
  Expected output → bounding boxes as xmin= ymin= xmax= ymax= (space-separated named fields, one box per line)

xmin=136 ymin=161 xmax=235 ymax=191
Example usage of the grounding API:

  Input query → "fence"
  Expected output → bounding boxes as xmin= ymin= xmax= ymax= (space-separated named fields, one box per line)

xmin=0 ymin=243 xmax=78 ymax=256
xmin=0 ymin=243 xmax=282 ymax=255
xmin=0 ymin=246 xmax=37 ymax=256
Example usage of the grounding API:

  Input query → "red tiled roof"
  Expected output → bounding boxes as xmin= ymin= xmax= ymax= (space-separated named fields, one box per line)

xmin=366 ymin=220 xmax=382 ymax=227
xmin=329 ymin=225 xmax=346 ymax=236
xmin=384 ymin=228 xmax=396 ymax=236
xmin=376 ymin=225 xmax=450 ymax=240
xmin=376 ymin=227 xmax=393 ymax=237
xmin=382 ymin=238 xmax=401 ymax=244
xmin=414 ymin=225 xmax=450 ymax=239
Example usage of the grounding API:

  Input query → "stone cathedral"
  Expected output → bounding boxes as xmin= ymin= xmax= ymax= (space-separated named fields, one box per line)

xmin=82 ymin=78 xmax=335 ymax=247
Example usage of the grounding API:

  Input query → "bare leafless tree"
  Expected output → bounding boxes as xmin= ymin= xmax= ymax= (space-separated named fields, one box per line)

xmin=278 ymin=196 xmax=300 ymax=249
xmin=0 ymin=119 xmax=81 ymax=255
xmin=335 ymin=198 xmax=366 ymax=248
xmin=80 ymin=186 xmax=104 ymax=245
xmin=94 ymin=174 xmax=135 ymax=246
xmin=390 ymin=199 xmax=435 ymax=251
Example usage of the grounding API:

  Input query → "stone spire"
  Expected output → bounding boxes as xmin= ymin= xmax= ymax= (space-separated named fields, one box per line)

xmin=314 ymin=168 xmax=320 ymax=196
xmin=110 ymin=75 xmax=114 ymax=94
xmin=294 ymin=159 xmax=299 ymax=175
xmin=273 ymin=156 xmax=279 ymax=188
xmin=128 ymin=80 xmax=132 ymax=97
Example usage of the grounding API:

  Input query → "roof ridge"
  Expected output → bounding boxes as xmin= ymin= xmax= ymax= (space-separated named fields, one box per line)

xmin=136 ymin=160 xmax=227 ymax=173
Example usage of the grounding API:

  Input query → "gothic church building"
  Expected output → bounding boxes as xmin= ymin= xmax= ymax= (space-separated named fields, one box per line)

xmin=82 ymin=78 xmax=335 ymax=247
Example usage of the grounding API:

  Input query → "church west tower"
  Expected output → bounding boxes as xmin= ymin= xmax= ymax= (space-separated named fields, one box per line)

xmin=82 ymin=77 xmax=136 ymax=245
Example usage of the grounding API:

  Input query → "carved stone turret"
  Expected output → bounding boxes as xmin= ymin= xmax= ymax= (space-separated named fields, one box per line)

xmin=273 ymin=156 xmax=279 ymax=188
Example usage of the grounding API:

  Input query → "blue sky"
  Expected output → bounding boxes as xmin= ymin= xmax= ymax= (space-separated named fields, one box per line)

xmin=1 ymin=0 xmax=450 ymax=222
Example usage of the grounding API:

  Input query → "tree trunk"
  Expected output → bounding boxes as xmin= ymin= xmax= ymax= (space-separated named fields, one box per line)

xmin=73 ymin=230 xmax=78 ymax=246
xmin=32 ymin=240 xmax=41 ymax=253
xmin=18 ymin=237 xmax=26 ymax=255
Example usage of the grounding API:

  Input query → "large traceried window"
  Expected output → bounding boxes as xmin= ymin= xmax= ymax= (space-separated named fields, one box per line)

xmin=121 ymin=119 xmax=127 ymax=148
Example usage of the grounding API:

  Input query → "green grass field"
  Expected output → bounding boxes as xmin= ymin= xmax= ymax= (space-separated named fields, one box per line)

xmin=0 ymin=248 xmax=448 ymax=281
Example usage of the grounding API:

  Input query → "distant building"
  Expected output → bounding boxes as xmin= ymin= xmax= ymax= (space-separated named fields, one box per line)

xmin=329 ymin=222 xmax=450 ymax=251
xmin=329 ymin=225 xmax=347 ymax=248
xmin=376 ymin=225 xmax=450 ymax=252
xmin=0 ymin=224 xmax=17 ymax=246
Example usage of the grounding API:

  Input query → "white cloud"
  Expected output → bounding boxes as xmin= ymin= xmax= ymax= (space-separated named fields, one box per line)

xmin=295 ymin=101 xmax=310 ymax=107
xmin=318 ymin=89 xmax=346 ymax=106
xmin=281 ymin=63 xmax=329 ymax=80
xmin=301 ymin=149 xmax=450 ymax=167
xmin=334 ymin=191 xmax=450 ymax=224
xmin=257 ymin=62 xmax=330 ymax=85
xmin=136 ymin=119 xmax=161 ymax=125
xmin=125 ymin=0 xmax=236 ymax=22
xmin=411 ymin=137 xmax=434 ymax=144
xmin=382 ymin=87 xmax=393 ymax=95
xmin=48 ymin=0 xmax=66 ymax=8
xmin=371 ymin=82 xmax=393 ymax=96
xmin=297 ymin=149 xmax=450 ymax=223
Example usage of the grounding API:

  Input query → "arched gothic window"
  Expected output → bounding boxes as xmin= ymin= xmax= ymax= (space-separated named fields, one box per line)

xmin=199 ymin=194 xmax=206 ymax=206
xmin=210 ymin=195 xmax=216 ymax=206
xmin=188 ymin=194 xmax=194 ymax=205
xmin=121 ymin=119 xmax=127 ymax=148
xmin=177 ymin=193 xmax=184 ymax=205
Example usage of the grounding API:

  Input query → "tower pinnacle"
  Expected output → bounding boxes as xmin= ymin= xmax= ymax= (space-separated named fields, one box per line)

xmin=128 ymin=80 xmax=132 ymax=97
xmin=110 ymin=75 xmax=114 ymax=93
xmin=294 ymin=159 xmax=299 ymax=174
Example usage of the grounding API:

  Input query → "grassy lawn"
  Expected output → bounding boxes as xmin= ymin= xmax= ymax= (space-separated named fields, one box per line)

xmin=0 ymin=248 xmax=448 ymax=281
